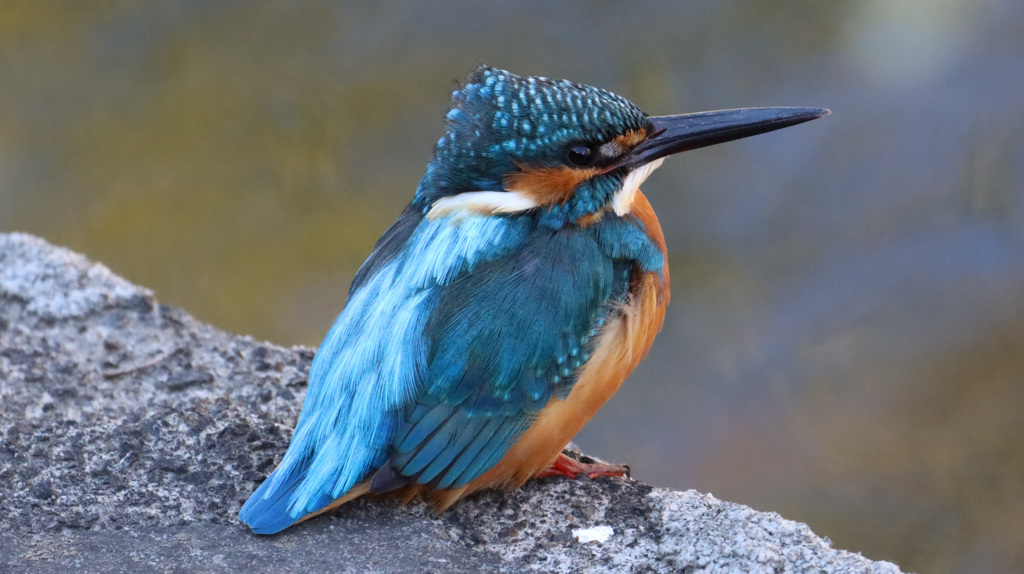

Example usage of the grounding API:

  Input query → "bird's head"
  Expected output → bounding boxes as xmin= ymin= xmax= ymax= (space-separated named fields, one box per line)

xmin=417 ymin=66 xmax=827 ymax=226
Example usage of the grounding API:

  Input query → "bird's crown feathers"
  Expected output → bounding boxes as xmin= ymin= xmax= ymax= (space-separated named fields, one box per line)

xmin=417 ymin=66 xmax=653 ymax=215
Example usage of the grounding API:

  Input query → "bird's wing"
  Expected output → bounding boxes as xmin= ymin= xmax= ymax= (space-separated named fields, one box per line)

xmin=370 ymin=217 xmax=663 ymax=492
xmin=239 ymin=205 xmax=536 ymax=531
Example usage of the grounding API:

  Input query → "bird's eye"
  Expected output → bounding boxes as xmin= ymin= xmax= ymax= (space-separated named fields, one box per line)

xmin=565 ymin=144 xmax=598 ymax=168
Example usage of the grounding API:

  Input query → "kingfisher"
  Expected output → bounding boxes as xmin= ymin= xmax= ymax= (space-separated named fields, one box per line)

xmin=239 ymin=66 xmax=827 ymax=534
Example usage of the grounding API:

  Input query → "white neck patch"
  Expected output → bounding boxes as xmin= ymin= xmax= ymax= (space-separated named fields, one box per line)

xmin=612 ymin=158 xmax=664 ymax=216
xmin=427 ymin=190 xmax=539 ymax=221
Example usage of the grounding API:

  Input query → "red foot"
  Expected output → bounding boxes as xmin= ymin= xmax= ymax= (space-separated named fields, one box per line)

xmin=535 ymin=452 xmax=631 ymax=480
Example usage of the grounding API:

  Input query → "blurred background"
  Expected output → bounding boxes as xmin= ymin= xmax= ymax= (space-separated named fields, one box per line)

xmin=2 ymin=1 xmax=1022 ymax=571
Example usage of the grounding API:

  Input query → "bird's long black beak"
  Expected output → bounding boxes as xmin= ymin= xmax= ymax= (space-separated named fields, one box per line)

xmin=615 ymin=107 xmax=829 ymax=172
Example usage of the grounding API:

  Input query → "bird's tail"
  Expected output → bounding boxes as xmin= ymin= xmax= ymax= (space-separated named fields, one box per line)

xmin=240 ymin=468 xmax=376 ymax=534
xmin=239 ymin=468 xmax=329 ymax=535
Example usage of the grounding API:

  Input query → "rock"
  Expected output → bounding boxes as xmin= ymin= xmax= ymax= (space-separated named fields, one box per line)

xmin=0 ymin=233 xmax=904 ymax=573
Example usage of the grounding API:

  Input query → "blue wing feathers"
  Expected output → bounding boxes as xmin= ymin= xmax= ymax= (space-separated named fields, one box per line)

xmin=453 ymin=421 xmax=526 ymax=488
xmin=240 ymin=211 xmax=661 ymax=532
xmin=400 ymin=413 xmax=468 ymax=476
xmin=418 ymin=414 xmax=491 ymax=481
xmin=240 ymin=212 xmax=532 ymax=530
xmin=435 ymin=417 xmax=506 ymax=489
xmin=376 ymin=227 xmax=625 ymax=490
xmin=406 ymin=403 xmax=434 ymax=425
xmin=395 ymin=405 xmax=452 ymax=453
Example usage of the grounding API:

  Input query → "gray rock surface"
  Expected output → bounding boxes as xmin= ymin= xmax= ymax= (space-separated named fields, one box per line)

xmin=0 ymin=232 xmax=905 ymax=573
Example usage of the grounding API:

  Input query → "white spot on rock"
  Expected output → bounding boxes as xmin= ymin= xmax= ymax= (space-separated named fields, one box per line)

xmin=573 ymin=525 xmax=614 ymax=544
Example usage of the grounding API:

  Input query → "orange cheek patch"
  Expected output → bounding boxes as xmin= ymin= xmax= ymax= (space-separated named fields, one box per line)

xmin=504 ymin=164 xmax=599 ymax=206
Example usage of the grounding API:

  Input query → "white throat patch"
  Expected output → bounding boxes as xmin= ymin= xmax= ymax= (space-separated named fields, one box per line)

xmin=612 ymin=158 xmax=664 ymax=216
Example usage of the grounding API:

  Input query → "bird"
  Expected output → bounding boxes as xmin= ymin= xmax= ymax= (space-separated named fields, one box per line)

xmin=239 ymin=66 xmax=827 ymax=534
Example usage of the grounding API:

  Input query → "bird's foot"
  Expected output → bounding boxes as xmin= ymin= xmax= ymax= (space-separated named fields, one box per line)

xmin=535 ymin=452 xmax=631 ymax=480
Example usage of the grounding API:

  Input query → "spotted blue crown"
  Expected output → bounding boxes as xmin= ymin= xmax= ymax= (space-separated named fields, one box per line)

xmin=416 ymin=66 xmax=653 ymax=218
